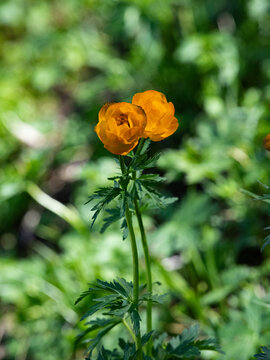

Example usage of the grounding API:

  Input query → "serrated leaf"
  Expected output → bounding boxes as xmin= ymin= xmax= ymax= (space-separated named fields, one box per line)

xmin=117 ymin=278 xmax=134 ymax=298
xmin=195 ymin=338 xmax=224 ymax=353
xmin=117 ymin=338 xmax=137 ymax=360
xmin=153 ymin=332 xmax=168 ymax=349
xmin=140 ymin=293 xmax=168 ymax=304
xmin=76 ymin=317 xmax=120 ymax=348
xmin=138 ymin=152 xmax=161 ymax=169
xmin=129 ymin=307 xmax=141 ymax=336
xmin=105 ymin=303 xmax=131 ymax=317
xmin=254 ymin=346 xmax=270 ymax=359
xmin=262 ymin=234 xmax=270 ymax=251
xmin=141 ymin=331 xmax=154 ymax=346
xmin=86 ymin=186 xmax=121 ymax=227
xmin=75 ymin=289 xmax=92 ymax=305
xmin=129 ymin=152 xmax=160 ymax=172
xmin=80 ymin=298 xmax=113 ymax=320
xmin=96 ymin=346 xmax=120 ymax=360
xmin=101 ymin=207 xmax=122 ymax=233
xmin=166 ymin=325 xmax=200 ymax=357
xmin=96 ymin=279 xmax=129 ymax=298
xmin=138 ymin=173 xmax=165 ymax=183
xmin=121 ymin=218 xmax=129 ymax=240
xmin=140 ymin=138 xmax=151 ymax=154
xmin=85 ymin=321 xmax=120 ymax=355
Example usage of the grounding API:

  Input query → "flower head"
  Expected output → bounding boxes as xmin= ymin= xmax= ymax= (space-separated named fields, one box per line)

xmin=132 ymin=90 xmax=179 ymax=141
xmin=95 ymin=102 xmax=147 ymax=155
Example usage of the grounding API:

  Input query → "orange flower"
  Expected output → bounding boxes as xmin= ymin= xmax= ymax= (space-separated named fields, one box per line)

xmin=264 ymin=134 xmax=270 ymax=151
xmin=95 ymin=102 xmax=147 ymax=155
xmin=132 ymin=90 xmax=179 ymax=141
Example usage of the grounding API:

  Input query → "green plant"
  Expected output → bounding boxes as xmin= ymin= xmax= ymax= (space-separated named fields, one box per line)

xmin=76 ymin=128 xmax=221 ymax=359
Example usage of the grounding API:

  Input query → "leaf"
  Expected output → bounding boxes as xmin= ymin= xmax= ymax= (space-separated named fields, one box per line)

xmin=141 ymin=331 xmax=154 ymax=346
xmin=140 ymin=152 xmax=161 ymax=169
xmin=117 ymin=278 xmax=134 ymax=298
xmin=153 ymin=332 xmax=168 ymax=349
xmin=166 ymin=325 xmax=200 ymax=357
xmin=129 ymin=152 xmax=161 ymax=172
xmin=140 ymin=138 xmax=151 ymax=154
xmin=86 ymin=186 xmax=121 ymax=227
xmin=77 ymin=278 xmax=136 ymax=327
xmin=140 ymin=293 xmax=168 ymax=304
xmin=117 ymin=338 xmax=137 ymax=360
xmin=119 ymin=191 xmax=127 ymax=218
xmin=100 ymin=207 xmax=122 ymax=233
xmin=105 ymin=303 xmax=130 ymax=317
xmin=261 ymin=234 xmax=270 ymax=252
xmin=96 ymin=278 xmax=130 ymax=298
xmin=95 ymin=346 xmax=120 ymax=360
xmin=138 ymin=173 xmax=165 ymax=183
xmin=129 ymin=306 xmax=141 ymax=336
xmin=80 ymin=296 xmax=117 ymax=320
xmin=195 ymin=338 xmax=224 ymax=353
xmin=75 ymin=317 xmax=121 ymax=348
xmin=85 ymin=321 xmax=120 ymax=356
xmin=121 ymin=218 xmax=129 ymax=240
xmin=254 ymin=346 xmax=270 ymax=359
xmin=97 ymin=347 xmax=107 ymax=360
xmin=75 ymin=288 xmax=93 ymax=305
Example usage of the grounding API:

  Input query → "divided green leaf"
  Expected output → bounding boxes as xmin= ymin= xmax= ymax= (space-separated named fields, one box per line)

xmin=86 ymin=187 xmax=121 ymax=227
xmin=254 ymin=346 xmax=270 ymax=360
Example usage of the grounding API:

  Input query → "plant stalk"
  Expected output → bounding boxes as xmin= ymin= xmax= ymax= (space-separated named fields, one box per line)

xmin=134 ymin=197 xmax=153 ymax=355
xmin=133 ymin=138 xmax=153 ymax=356
xmin=119 ymin=155 xmax=143 ymax=359
xmin=122 ymin=317 xmax=137 ymax=343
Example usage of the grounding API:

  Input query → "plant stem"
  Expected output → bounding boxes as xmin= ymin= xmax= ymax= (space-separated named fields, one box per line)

xmin=133 ymin=197 xmax=152 ymax=354
xmin=119 ymin=155 xmax=143 ymax=359
xmin=122 ymin=317 xmax=137 ymax=343
xmin=133 ymin=138 xmax=153 ymax=356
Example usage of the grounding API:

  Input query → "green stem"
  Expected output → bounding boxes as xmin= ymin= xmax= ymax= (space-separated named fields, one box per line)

xmin=119 ymin=156 xmax=143 ymax=359
xmin=122 ymin=317 xmax=137 ymax=343
xmin=134 ymin=197 xmax=153 ymax=355
xmin=133 ymin=138 xmax=153 ymax=356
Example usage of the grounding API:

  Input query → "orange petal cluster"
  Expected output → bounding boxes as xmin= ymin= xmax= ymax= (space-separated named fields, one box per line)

xmin=95 ymin=102 xmax=147 ymax=155
xmin=95 ymin=90 xmax=179 ymax=155
xmin=132 ymin=90 xmax=179 ymax=141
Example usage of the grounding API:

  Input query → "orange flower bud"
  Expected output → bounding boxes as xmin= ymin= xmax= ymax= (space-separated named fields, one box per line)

xmin=264 ymin=134 xmax=270 ymax=151
xmin=132 ymin=90 xmax=179 ymax=141
xmin=95 ymin=102 xmax=147 ymax=155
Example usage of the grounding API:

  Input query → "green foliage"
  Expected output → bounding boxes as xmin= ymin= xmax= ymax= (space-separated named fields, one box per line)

xmin=85 ymin=325 xmax=220 ymax=360
xmin=75 ymin=278 xmax=170 ymax=356
xmin=86 ymin=146 xmax=177 ymax=237
xmin=152 ymin=325 xmax=222 ymax=359
xmin=0 ymin=0 xmax=270 ymax=359
xmin=254 ymin=347 xmax=270 ymax=360
xmin=87 ymin=186 xmax=122 ymax=228
xmin=76 ymin=276 xmax=221 ymax=358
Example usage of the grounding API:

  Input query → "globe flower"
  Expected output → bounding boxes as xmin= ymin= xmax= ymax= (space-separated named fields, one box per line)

xmin=264 ymin=134 xmax=270 ymax=151
xmin=95 ymin=102 xmax=147 ymax=155
xmin=132 ymin=90 xmax=179 ymax=141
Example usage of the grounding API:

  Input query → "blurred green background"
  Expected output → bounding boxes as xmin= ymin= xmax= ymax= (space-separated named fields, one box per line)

xmin=0 ymin=0 xmax=270 ymax=359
